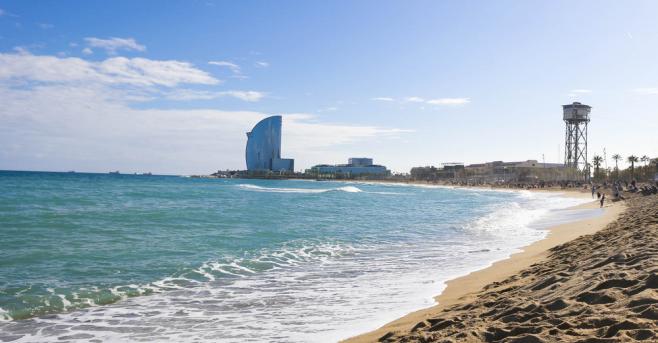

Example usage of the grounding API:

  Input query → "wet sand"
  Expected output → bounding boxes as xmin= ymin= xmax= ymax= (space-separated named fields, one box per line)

xmin=346 ymin=193 xmax=654 ymax=342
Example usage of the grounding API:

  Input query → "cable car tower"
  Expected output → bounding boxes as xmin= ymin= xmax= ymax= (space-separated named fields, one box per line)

xmin=563 ymin=102 xmax=591 ymax=178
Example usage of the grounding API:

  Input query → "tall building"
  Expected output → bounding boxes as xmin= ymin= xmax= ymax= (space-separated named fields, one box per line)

xmin=245 ymin=115 xmax=294 ymax=172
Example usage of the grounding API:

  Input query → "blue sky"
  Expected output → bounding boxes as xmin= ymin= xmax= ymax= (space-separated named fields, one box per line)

xmin=1 ymin=1 xmax=657 ymax=174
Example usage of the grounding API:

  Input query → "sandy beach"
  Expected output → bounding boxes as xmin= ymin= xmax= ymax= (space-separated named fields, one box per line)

xmin=346 ymin=192 xmax=658 ymax=342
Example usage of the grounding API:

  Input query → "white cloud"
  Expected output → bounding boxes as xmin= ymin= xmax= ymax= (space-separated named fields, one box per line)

xmin=38 ymin=23 xmax=54 ymax=29
xmin=404 ymin=96 xmax=425 ymax=103
xmin=570 ymin=89 xmax=592 ymax=94
xmin=84 ymin=37 xmax=146 ymax=54
xmin=255 ymin=61 xmax=269 ymax=68
xmin=317 ymin=106 xmax=338 ymax=112
xmin=223 ymin=90 xmax=264 ymax=102
xmin=377 ymin=96 xmax=470 ymax=106
xmin=426 ymin=97 xmax=470 ymax=105
xmin=0 ymin=84 xmax=409 ymax=173
xmin=568 ymin=89 xmax=593 ymax=98
xmin=12 ymin=46 xmax=30 ymax=55
xmin=0 ymin=52 xmax=219 ymax=87
xmin=633 ymin=88 xmax=658 ymax=95
xmin=208 ymin=60 xmax=241 ymax=74
xmin=166 ymin=89 xmax=265 ymax=102
xmin=0 ymin=8 xmax=4 ymax=16
xmin=0 ymin=52 xmax=410 ymax=173
xmin=82 ymin=47 xmax=93 ymax=55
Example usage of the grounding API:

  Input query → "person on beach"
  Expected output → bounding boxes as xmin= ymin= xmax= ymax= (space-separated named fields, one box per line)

xmin=591 ymin=184 xmax=595 ymax=198
xmin=600 ymin=193 xmax=605 ymax=208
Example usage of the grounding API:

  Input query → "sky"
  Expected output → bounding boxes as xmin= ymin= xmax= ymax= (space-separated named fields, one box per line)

xmin=1 ymin=0 xmax=657 ymax=175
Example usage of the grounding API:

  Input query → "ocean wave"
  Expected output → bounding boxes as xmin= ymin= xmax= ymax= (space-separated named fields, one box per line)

xmin=0 ymin=307 xmax=11 ymax=321
xmin=460 ymin=191 xmax=590 ymax=238
xmin=237 ymin=184 xmax=362 ymax=193
xmin=0 ymin=240 xmax=358 ymax=322
xmin=462 ymin=201 xmax=548 ymax=236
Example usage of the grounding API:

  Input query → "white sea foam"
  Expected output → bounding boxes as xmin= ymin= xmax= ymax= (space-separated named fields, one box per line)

xmin=0 ymin=307 xmax=11 ymax=321
xmin=237 ymin=184 xmax=363 ymax=193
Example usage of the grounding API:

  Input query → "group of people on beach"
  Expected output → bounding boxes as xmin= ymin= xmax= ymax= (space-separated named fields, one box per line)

xmin=592 ymin=185 xmax=606 ymax=208
xmin=591 ymin=179 xmax=658 ymax=207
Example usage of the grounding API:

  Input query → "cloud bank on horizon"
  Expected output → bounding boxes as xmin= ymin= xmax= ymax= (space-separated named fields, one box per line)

xmin=0 ymin=46 xmax=412 ymax=174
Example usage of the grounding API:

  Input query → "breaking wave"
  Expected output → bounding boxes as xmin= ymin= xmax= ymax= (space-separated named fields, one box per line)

xmin=237 ymin=184 xmax=363 ymax=193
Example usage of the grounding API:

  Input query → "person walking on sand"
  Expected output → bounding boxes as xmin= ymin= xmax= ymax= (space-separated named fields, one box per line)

xmin=600 ymin=193 xmax=605 ymax=208
xmin=591 ymin=184 xmax=596 ymax=198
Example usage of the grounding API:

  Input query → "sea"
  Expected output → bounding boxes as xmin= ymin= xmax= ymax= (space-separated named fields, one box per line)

xmin=0 ymin=171 xmax=600 ymax=342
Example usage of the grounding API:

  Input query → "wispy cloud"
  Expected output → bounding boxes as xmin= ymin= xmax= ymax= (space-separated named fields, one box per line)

xmin=0 ymin=7 xmax=17 ymax=17
xmin=84 ymin=37 xmax=146 ymax=55
xmin=568 ymin=89 xmax=593 ymax=98
xmin=374 ymin=96 xmax=470 ymax=106
xmin=82 ymin=47 xmax=93 ymax=55
xmin=0 ymin=52 xmax=218 ymax=87
xmin=38 ymin=23 xmax=54 ymax=29
xmin=255 ymin=61 xmax=269 ymax=68
xmin=12 ymin=46 xmax=30 ymax=55
xmin=166 ymin=89 xmax=265 ymax=102
xmin=209 ymin=60 xmax=241 ymax=74
xmin=221 ymin=90 xmax=264 ymax=102
xmin=317 ymin=106 xmax=338 ymax=112
xmin=633 ymin=88 xmax=658 ymax=95
xmin=426 ymin=97 xmax=470 ymax=105
xmin=404 ymin=96 xmax=425 ymax=103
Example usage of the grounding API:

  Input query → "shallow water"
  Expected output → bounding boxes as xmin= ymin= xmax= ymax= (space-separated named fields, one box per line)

xmin=0 ymin=171 xmax=594 ymax=342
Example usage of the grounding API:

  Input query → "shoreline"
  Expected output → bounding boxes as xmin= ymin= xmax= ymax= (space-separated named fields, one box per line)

xmin=344 ymin=189 xmax=625 ymax=342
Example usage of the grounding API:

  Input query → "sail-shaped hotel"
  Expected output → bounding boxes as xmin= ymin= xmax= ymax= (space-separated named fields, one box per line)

xmin=245 ymin=115 xmax=294 ymax=172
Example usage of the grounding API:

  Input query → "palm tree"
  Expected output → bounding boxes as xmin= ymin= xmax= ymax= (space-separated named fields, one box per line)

xmin=592 ymin=155 xmax=603 ymax=180
xmin=641 ymin=155 xmax=650 ymax=166
xmin=627 ymin=155 xmax=639 ymax=179
xmin=612 ymin=154 xmax=621 ymax=179
xmin=612 ymin=154 xmax=621 ymax=170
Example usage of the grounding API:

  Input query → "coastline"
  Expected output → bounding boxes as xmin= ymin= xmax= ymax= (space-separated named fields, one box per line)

xmin=344 ymin=190 xmax=625 ymax=342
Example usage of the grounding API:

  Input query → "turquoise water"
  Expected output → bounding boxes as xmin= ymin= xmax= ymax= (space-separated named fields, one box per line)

xmin=0 ymin=171 xmax=593 ymax=342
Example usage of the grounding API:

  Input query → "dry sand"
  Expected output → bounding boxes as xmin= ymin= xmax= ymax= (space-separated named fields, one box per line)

xmin=346 ymin=193 xmax=658 ymax=342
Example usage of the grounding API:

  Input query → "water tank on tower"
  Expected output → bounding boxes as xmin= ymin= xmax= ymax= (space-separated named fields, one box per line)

xmin=563 ymin=102 xmax=591 ymax=178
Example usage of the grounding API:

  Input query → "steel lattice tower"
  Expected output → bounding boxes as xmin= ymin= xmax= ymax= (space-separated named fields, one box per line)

xmin=563 ymin=102 xmax=591 ymax=177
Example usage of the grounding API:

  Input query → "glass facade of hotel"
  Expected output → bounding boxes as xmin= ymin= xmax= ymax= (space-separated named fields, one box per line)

xmin=245 ymin=116 xmax=294 ymax=172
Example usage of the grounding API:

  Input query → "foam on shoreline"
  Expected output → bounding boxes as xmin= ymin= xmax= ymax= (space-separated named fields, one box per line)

xmin=345 ymin=193 xmax=624 ymax=343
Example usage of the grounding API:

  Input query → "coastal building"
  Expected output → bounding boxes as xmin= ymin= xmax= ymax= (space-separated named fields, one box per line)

xmin=348 ymin=157 xmax=373 ymax=166
xmin=245 ymin=115 xmax=294 ymax=172
xmin=307 ymin=158 xmax=389 ymax=178
xmin=463 ymin=160 xmax=569 ymax=183
xmin=410 ymin=163 xmax=464 ymax=181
